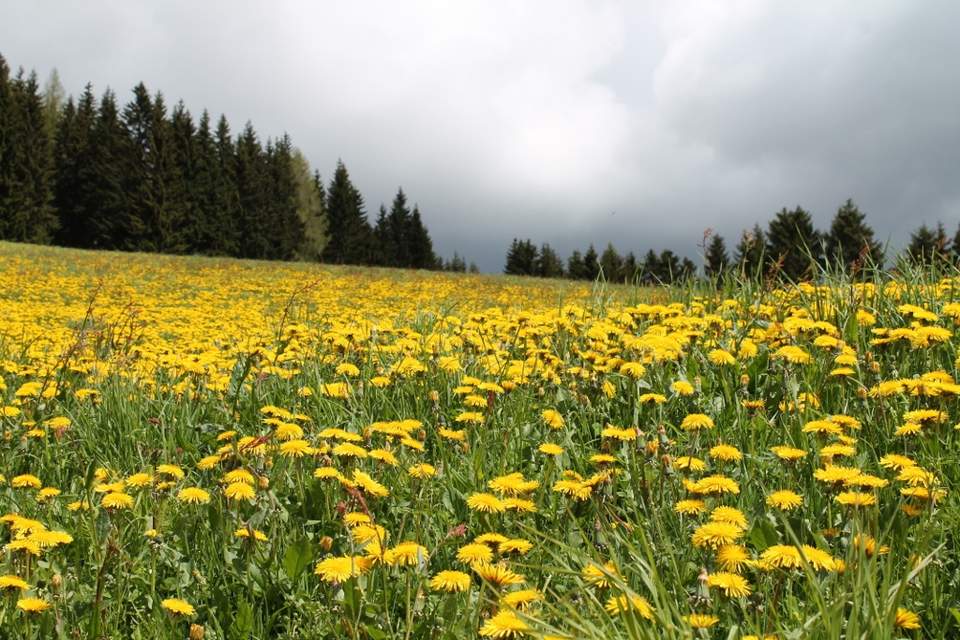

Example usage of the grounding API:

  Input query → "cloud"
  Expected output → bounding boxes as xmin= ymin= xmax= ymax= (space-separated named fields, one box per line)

xmin=2 ymin=1 xmax=959 ymax=269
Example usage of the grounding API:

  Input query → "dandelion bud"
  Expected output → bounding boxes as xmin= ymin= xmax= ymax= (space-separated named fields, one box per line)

xmin=857 ymin=387 xmax=868 ymax=400
xmin=645 ymin=440 xmax=659 ymax=456
xmin=870 ymin=361 xmax=881 ymax=373
xmin=740 ymin=374 xmax=750 ymax=386
xmin=51 ymin=573 xmax=62 ymax=589
xmin=428 ymin=390 xmax=439 ymax=403
xmin=319 ymin=536 xmax=333 ymax=552
xmin=189 ymin=624 xmax=205 ymax=640
xmin=258 ymin=476 xmax=270 ymax=490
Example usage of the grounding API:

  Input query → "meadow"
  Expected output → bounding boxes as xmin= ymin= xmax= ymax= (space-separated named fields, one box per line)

xmin=0 ymin=242 xmax=957 ymax=639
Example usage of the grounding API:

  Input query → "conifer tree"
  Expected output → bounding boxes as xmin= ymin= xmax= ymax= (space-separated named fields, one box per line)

xmin=640 ymin=249 xmax=661 ymax=284
xmin=766 ymin=207 xmax=820 ymax=281
xmin=84 ymin=90 xmax=129 ymax=248
xmin=824 ymin=199 xmax=883 ymax=272
xmin=373 ymin=204 xmax=390 ymax=265
xmin=735 ymin=224 xmax=766 ymax=278
xmin=582 ymin=245 xmax=600 ymax=281
xmin=0 ymin=69 xmax=58 ymax=242
xmin=599 ymin=243 xmax=623 ymax=281
xmin=387 ymin=188 xmax=411 ymax=267
xmin=323 ymin=160 xmax=372 ymax=264
xmin=211 ymin=114 xmax=240 ymax=255
xmin=53 ymin=85 xmax=96 ymax=246
xmin=407 ymin=205 xmax=438 ymax=269
xmin=621 ymin=251 xmax=639 ymax=283
xmin=704 ymin=233 xmax=729 ymax=279
xmin=504 ymin=238 xmax=538 ymax=275
xmin=658 ymin=249 xmax=681 ymax=283
xmin=566 ymin=250 xmax=587 ymax=279
xmin=907 ymin=223 xmax=950 ymax=267
xmin=170 ymin=101 xmax=200 ymax=252
xmin=535 ymin=243 xmax=564 ymax=278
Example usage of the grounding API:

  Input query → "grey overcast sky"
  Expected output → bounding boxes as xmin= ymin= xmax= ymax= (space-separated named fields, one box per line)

xmin=2 ymin=1 xmax=959 ymax=271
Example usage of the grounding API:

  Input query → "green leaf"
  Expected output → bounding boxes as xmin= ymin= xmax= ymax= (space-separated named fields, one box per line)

xmin=283 ymin=537 xmax=313 ymax=581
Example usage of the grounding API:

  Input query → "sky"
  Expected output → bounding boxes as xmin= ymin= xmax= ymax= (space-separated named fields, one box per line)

xmin=2 ymin=1 xmax=959 ymax=271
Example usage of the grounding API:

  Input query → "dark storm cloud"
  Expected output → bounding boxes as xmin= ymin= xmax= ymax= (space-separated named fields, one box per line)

xmin=2 ymin=1 xmax=958 ymax=270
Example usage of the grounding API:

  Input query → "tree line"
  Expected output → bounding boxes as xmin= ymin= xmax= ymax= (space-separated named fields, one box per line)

xmin=506 ymin=200 xmax=960 ymax=282
xmin=0 ymin=53 xmax=472 ymax=270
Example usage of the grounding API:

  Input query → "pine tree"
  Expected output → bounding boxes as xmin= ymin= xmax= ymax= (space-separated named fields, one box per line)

xmin=211 ymin=114 xmax=240 ymax=255
xmin=599 ymin=243 xmax=623 ymax=281
xmin=536 ymin=243 xmax=564 ymax=278
xmin=566 ymin=250 xmax=587 ymax=280
xmin=766 ymin=207 xmax=820 ymax=281
xmin=621 ymin=252 xmax=639 ymax=283
xmin=373 ymin=204 xmax=390 ymax=265
xmin=0 ymin=55 xmax=9 ymax=222
xmin=735 ymin=224 xmax=766 ymax=278
xmin=704 ymin=233 xmax=729 ymax=279
xmin=265 ymin=135 xmax=305 ymax=260
xmin=680 ymin=257 xmax=697 ymax=282
xmin=407 ymin=206 xmax=438 ymax=269
xmin=189 ymin=110 xmax=220 ymax=254
xmin=824 ymin=199 xmax=883 ymax=272
xmin=387 ymin=188 xmax=411 ymax=267
xmin=234 ymin=122 xmax=272 ymax=258
xmin=170 ymin=101 xmax=200 ymax=252
xmin=121 ymin=84 xmax=187 ymax=252
xmin=0 ymin=69 xmax=58 ymax=243
xmin=907 ymin=223 xmax=950 ymax=267
xmin=640 ymin=249 xmax=661 ymax=284
xmin=583 ymin=245 xmax=600 ymax=281
xmin=84 ymin=89 xmax=129 ymax=248
xmin=53 ymin=85 xmax=96 ymax=246
xmin=323 ymin=160 xmax=373 ymax=264
xmin=504 ymin=238 xmax=538 ymax=275
xmin=658 ymin=250 xmax=681 ymax=283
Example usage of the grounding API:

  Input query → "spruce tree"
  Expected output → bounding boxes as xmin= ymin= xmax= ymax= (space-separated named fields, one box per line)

xmin=735 ymin=224 xmax=766 ymax=278
xmin=53 ymin=85 xmax=96 ymax=246
xmin=536 ymin=243 xmax=564 ymax=278
xmin=189 ymin=110 xmax=220 ymax=254
xmin=260 ymin=135 xmax=303 ymax=260
xmin=504 ymin=238 xmax=538 ymax=275
xmin=212 ymin=115 xmax=240 ymax=255
xmin=323 ymin=160 xmax=373 ymax=264
xmin=373 ymin=204 xmax=390 ymax=265
xmin=766 ymin=206 xmax=820 ymax=281
xmin=582 ymin=245 xmax=600 ymax=281
xmin=824 ymin=199 xmax=883 ymax=272
xmin=566 ymin=250 xmax=587 ymax=280
xmin=234 ymin=122 xmax=272 ymax=258
xmin=704 ymin=233 xmax=729 ymax=279
xmin=658 ymin=249 xmax=681 ymax=283
xmin=621 ymin=251 xmax=639 ymax=283
xmin=387 ymin=188 xmax=411 ymax=267
xmin=641 ymin=249 xmax=661 ymax=284
xmin=408 ymin=206 xmax=438 ymax=269
xmin=84 ymin=90 xmax=129 ymax=248
xmin=907 ymin=223 xmax=950 ymax=267
xmin=170 ymin=101 xmax=199 ymax=252
xmin=0 ymin=69 xmax=58 ymax=243
xmin=599 ymin=243 xmax=623 ymax=281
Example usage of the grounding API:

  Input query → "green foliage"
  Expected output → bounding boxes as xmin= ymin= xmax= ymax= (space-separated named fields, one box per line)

xmin=824 ymin=199 xmax=884 ymax=273
xmin=704 ymin=233 xmax=729 ymax=280
xmin=766 ymin=206 xmax=820 ymax=281
xmin=0 ymin=51 xmax=455 ymax=271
